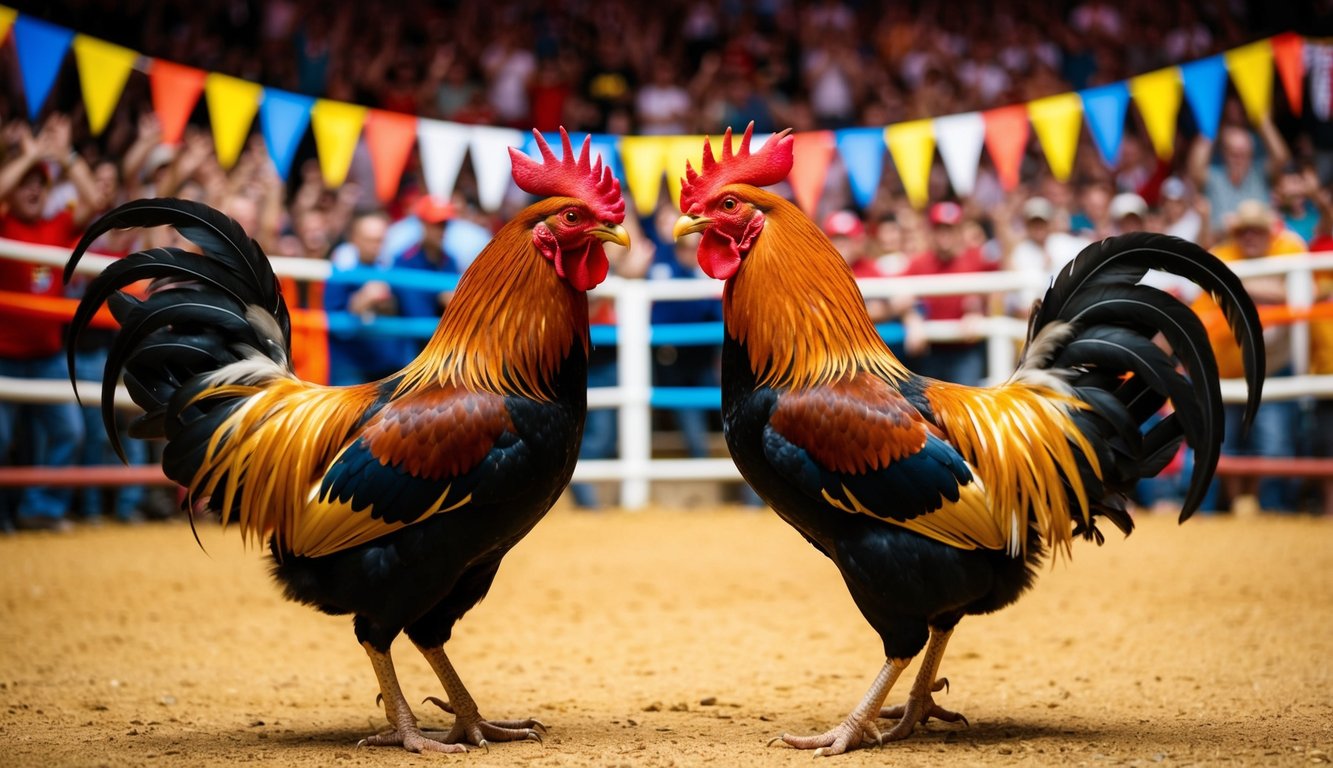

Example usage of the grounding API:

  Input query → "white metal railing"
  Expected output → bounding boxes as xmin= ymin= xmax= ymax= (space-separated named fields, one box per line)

xmin=6 ymin=237 xmax=1333 ymax=507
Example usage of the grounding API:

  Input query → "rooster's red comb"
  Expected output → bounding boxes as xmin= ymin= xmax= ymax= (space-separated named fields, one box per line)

xmin=509 ymin=128 xmax=625 ymax=224
xmin=679 ymin=123 xmax=794 ymax=213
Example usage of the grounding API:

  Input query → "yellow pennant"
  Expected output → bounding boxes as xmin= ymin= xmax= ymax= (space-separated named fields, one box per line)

xmin=72 ymin=36 xmax=139 ymax=136
xmin=618 ymin=135 xmax=670 ymax=216
xmin=665 ymin=135 xmax=709 ymax=211
xmin=0 ymin=6 xmax=16 ymax=43
xmin=311 ymin=99 xmax=367 ymax=188
xmin=1129 ymin=67 xmax=1183 ymax=160
xmin=204 ymin=74 xmax=262 ymax=169
xmin=1028 ymin=93 xmax=1083 ymax=182
xmin=1225 ymin=39 xmax=1274 ymax=126
xmin=885 ymin=119 xmax=936 ymax=210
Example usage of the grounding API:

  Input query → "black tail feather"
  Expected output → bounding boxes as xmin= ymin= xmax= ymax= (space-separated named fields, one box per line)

xmin=1028 ymin=232 xmax=1265 ymax=524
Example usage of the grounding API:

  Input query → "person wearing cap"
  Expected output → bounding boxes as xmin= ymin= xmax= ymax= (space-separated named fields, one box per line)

xmin=1159 ymin=176 xmax=1208 ymax=246
xmin=1108 ymin=192 xmax=1149 ymax=234
xmin=896 ymin=201 xmax=998 ymax=386
xmin=1193 ymin=198 xmax=1307 ymax=514
xmin=823 ymin=209 xmax=893 ymax=323
xmin=391 ymin=195 xmax=464 ymax=355
xmin=0 ymin=116 xmax=108 ymax=532
xmin=999 ymin=193 xmax=1090 ymax=316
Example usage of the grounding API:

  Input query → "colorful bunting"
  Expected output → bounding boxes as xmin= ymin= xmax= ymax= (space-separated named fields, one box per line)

xmin=149 ymin=60 xmax=206 ymax=145
xmin=1271 ymin=33 xmax=1305 ymax=115
xmin=788 ymin=131 xmax=835 ymax=214
xmin=417 ymin=118 xmax=470 ymax=203
xmin=13 ymin=16 xmax=74 ymax=121
xmin=884 ymin=120 xmax=935 ymax=210
xmin=835 ymin=127 xmax=887 ymax=208
xmin=982 ymin=105 xmax=1029 ymax=191
xmin=1080 ymin=82 xmax=1130 ymax=166
xmin=0 ymin=6 xmax=15 ymax=42
xmin=311 ymin=99 xmax=366 ymax=188
xmin=259 ymin=89 xmax=314 ymax=181
xmin=933 ymin=112 xmax=985 ymax=197
xmin=364 ymin=110 xmax=417 ymax=204
xmin=1028 ymin=93 xmax=1083 ymax=182
xmin=468 ymin=125 xmax=525 ymax=212
xmin=618 ymin=135 xmax=669 ymax=215
xmin=1225 ymin=39 xmax=1274 ymax=126
xmin=1180 ymin=56 xmax=1228 ymax=140
xmin=72 ymin=36 xmax=139 ymax=136
xmin=1129 ymin=68 xmax=1183 ymax=160
xmin=204 ymin=73 xmax=262 ymax=169
xmin=664 ymin=135 xmax=708 ymax=210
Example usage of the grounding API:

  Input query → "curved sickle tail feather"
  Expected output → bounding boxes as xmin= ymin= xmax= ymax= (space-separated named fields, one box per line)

xmin=1018 ymin=233 xmax=1264 ymax=529
xmin=64 ymin=198 xmax=294 ymax=490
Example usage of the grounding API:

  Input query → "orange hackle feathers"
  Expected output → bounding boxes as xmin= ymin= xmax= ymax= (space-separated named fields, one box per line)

xmin=725 ymin=188 xmax=909 ymax=390
xmin=509 ymin=129 xmax=625 ymax=224
xmin=680 ymin=122 xmax=795 ymax=212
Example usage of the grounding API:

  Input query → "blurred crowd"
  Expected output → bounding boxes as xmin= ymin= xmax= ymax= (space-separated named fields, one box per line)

xmin=2 ymin=0 xmax=1333 ymax=530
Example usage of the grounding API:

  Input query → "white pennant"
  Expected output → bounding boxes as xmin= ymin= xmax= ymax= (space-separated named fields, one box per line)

xmin=932 ymin=112 xmax=986 ymax=197
xmin=469 ymin=125 xmax=526 ymax=212
xmin=416 ymin=118 xmax=471 ymax=201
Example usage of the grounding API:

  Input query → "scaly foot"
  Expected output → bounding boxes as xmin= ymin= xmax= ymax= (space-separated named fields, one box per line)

xmin=877 ymin=677 xmax=968 ymax=740
xmin=423 ymin=696 xmax=546 ymax=746
xmin=358 ymin=725 xmax=469 ymax=754
xmin=771 ymin=716 xmax=886 ymax=756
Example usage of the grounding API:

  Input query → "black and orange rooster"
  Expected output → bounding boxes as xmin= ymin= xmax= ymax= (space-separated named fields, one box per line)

xmin=64 ymin=130 xmax=628 ymax=754
xmin=673 ymin=125 xmax=1264 ymax=755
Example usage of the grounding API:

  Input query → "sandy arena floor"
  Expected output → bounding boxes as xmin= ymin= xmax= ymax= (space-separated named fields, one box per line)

xmin=1 ymin=506 xmax=1331 ymax=767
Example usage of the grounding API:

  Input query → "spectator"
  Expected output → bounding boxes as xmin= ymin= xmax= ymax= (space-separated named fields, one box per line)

xmin=392 ymin=196 xmax=463 ymax=355
xmin=1159 ymin=176 xmax=1208 ymax=246
xmin=898 ymin=202 xmax=998 ymax=386
xmin=1188 ymin=117 xmax=1292 ymax=238
xmin=1108 ymin=192 xmax=1149 ymax=234
xmin=325 ymin=211 xmax=412 ymax=385
xmin=999 ymin=194 xmax=1090 ymax=315
xmin=0 ymin=117 xmax=105 ymax=532
xmin=636 ymin=57 xmax=693 ymax=136
xmin=822 ymin=209 xmax=894 ymax=323
xmin=1273 ymin=166 xmax=1320 ymax=244
xmin=1194 ymin=199 xmax=1307 ymax=513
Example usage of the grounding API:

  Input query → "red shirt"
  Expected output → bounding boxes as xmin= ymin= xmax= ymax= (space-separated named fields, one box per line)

xmin=901 ymin=246 xmax=997 ymax=321
xmin=0 ymin=209 xmax=80 ymax=359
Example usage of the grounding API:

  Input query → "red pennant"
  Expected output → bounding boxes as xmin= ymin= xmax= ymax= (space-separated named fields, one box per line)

xmin=149 ymin=60 xmax=206 ymax=145
xmin=364 ymin=109 xmax=418 ymax=204
xmin=1272 ymin=33 xmax=1305 ymax=116
xmin=982 ymin=105 xmax=1030 ymax=192
xmin=788 ymin=131 xmax=835 ymax=215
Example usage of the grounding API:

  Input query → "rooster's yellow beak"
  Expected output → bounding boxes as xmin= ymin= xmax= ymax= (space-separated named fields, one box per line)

xmin=673 ymin=214 xmax=711 ymax=240
xmin=591 ymin=224 xmax=631 ymax=247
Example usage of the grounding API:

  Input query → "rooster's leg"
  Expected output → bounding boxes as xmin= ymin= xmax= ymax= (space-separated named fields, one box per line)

xmin=877 ymin=627 xmax=967 ymax=739
xmin=416 ymin=644 xmax=545 ymax=747
xmin=773 ymin=658 xmax=910 ymax=756
xmin=357 ymin=642 xmax=468 ymax=753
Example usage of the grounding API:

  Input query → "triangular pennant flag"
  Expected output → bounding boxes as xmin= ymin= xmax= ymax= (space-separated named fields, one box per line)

xmin=1028 ymin=93 xmax=1083 ymax=182
xmin=618 ymin=135 xmax=670 ymax=215
xmin=72 ymin=36 xmax=139 ymax=136
xmin=884 ymin=121 xmax=935 ymax=210
xmin=1129 ymin=68 xmax=1183 ymax=161
xmin=789 ymin=131 xmax=836 ymax=215
xmin=0 ymin=7 xmax=16 ymax=42
xmin=982 ymin=105 xmax=1029 ymax=191
xmin=311 ymin=99 xmax=366 ymax=188
xmin=1271 ymin=33 xmax=1305 ymax=115
xmin=835 ymin=127 xmax=887 ymax=208
xmin=417 ymin=118 xmax=470 ymax=202
xmin=665 ymin=135 xmax=709 ymax=209
xmin=14 ymin=17 xmax=75 ymax=121
xmin=1080 ymin=82 xmax=1130 ymax=166
xmin=1225 ymin=39 xmax=1274 ymax=126
xmin=204 ymin=73 xmax=262 ymax=169
xmin=933 ymin=112 xmax=985 ymax=197
xmin=149 ymin=60 xmax=206 ymax=145
xmin=364 ymin=110 xmax=417 ymax=203
xmin=1180 ymin=56 xmax=1228 ymax=140
xmin=468 ymin=125 xmax=525 ymax=212
xmin=259 ymin=89 xmax=314 ymax=182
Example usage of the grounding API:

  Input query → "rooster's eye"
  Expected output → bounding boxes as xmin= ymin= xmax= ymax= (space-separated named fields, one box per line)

xmin=722 ymin=198 xmax=737 ymax=211
xmin=564 ymin=211 xmax=580 ymax=224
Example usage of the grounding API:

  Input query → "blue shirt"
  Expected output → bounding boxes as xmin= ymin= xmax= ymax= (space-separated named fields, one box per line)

xmin=392 ymin=244 xmax=461 ymax=321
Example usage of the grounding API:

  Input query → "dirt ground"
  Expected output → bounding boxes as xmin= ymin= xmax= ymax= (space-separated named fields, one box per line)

xmin=1 ymin=506 xmax=1331 ymax=768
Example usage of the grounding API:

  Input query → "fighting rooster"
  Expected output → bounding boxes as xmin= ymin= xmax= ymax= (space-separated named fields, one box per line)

xmin=65 ymin=130 xmax=628 ymax=754
xmin=673 ymin=125 xmax=1263 ymax=755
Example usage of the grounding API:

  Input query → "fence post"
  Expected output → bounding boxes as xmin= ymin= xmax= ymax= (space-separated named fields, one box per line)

xmin=1286 ymin=260 xmax=1313 ymax=377
xmin=614 ymin=280 xmax=653 ymax=508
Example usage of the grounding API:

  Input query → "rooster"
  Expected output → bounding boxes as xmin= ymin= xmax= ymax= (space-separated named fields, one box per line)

xmin=64 ymin=130 xmax=628 ymax=754
xmin=673 ymin=125 xmax=1264 ymax=755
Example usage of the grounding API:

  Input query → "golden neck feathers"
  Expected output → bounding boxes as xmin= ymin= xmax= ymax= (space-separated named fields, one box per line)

xmin=397 ymin=203 xmax=589 ymax=400
xmin=724 ymin=191 xmax=908 ymax=390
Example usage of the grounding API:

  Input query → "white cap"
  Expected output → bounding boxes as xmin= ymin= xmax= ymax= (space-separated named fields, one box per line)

xmin=1109 ymin=192 xmax=1148 ymax=221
